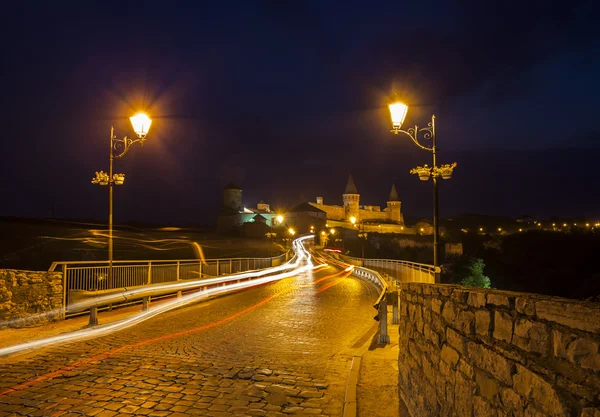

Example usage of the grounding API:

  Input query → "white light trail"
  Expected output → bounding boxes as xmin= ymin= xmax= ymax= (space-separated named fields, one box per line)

xmin=0 ymin=236 xmax=325 ymax=357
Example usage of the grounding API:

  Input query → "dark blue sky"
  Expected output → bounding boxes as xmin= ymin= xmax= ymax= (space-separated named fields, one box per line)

xmin=1 ymin=1 xmax=600 ymax=224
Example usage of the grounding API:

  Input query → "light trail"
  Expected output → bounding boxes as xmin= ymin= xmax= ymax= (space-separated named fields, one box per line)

xmin=0 ymin=236 xmax=323 ymax=357
xmin=0 ymin=266 xmax=351 ymax=397
xmin=0 ymin=236 xmax=319 ymax=328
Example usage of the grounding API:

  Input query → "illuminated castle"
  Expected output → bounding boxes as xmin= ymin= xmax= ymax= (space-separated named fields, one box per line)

xmin=309 ymin=175 xmax=416 ymax=234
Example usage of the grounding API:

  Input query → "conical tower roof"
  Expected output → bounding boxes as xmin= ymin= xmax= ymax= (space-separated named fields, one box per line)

xmin=344 ymin=174 xmax=359 ymax=194
xmin=388 ymin=184 xmax=400 ymax=202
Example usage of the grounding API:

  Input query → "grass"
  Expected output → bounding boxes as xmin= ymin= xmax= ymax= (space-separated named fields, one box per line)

xmin=0 ymin=217 xmax=285 ymax=271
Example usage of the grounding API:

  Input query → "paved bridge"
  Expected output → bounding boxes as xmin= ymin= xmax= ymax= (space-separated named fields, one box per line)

xmin=3 ymin=239 xmax=596 ymax=417
xmin=0 ymin=240 xmax=392 ymax=417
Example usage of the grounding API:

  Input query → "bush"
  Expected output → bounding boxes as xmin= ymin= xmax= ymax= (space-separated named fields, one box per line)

xmin=460 ymin=258 xmax=491 ymax=288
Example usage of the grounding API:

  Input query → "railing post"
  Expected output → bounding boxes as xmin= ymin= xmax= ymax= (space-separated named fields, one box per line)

xmin=392 ymin=291 xmax=399 ymax=325
xmin=89 ymin=306 xmax=99 ymax=327
xmin=230 ymin=259 xmax=233 ymax=274
xmin=435 ymin=266 xmax=441 ymax=284
xmin=177 ymin=262 xmax=182 ymax=298
xmin=62 ymin=263 xmax=67 ymax=316
xmin=177 ymin=260 xmax=181 ymax=281
xmin=217 ymin=260 xmax=220 ymax=276
xmin=147 ymin=261 xmax=152 ymax=284
xmin=377 ymin=297 xmax=390 ymax=344
xmin=142 ymin=296 xmax=150 ymax=311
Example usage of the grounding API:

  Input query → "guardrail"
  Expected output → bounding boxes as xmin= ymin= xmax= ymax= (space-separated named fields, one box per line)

xmin=68 ymin=263 xmax=298 ymax=326
xmin=339 ymin=254 xmax=440 ymax=284
xmin=50 ymin=252 xmax=291 ymax=315
xmin=350 ymin=266 xmax=390 ymax=344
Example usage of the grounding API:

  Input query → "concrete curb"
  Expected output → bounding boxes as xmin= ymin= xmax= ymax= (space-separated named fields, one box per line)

xmin=343 ymin=321 xmax=378 ymax=417
xmin=343 ymin=356 xmax=361 ymax=417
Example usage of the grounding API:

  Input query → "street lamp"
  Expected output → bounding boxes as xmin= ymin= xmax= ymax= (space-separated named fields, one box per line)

xmin=91 ymin=112 xmax=152 ymax=288
xmin=388 ymin=101 xmax=456 ymax=271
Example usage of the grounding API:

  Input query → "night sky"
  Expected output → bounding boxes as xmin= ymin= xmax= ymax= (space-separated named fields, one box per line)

xmin=2 ymin=1 xmax=600 ymax=225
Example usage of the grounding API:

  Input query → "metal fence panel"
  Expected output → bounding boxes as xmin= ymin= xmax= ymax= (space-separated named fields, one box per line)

xmin=52 ymin=253 xmax=291 ymax=314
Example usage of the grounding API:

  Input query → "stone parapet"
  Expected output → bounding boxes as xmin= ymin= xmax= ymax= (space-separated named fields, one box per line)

xmin=0 ymin=269 xmax=64 ymax=328
xmin=398 ymin=283 xmax=600 ymax=416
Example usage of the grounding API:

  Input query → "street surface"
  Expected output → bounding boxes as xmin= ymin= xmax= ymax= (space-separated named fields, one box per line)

xmin=0 ymin=263 xmax=378 ymax=417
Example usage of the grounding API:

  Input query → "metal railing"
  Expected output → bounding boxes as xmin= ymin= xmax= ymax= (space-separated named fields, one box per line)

xmin=49 ymin=252 xmax=291 ymax=314
xmin=338 ymin=254 xmax=439 ymax=284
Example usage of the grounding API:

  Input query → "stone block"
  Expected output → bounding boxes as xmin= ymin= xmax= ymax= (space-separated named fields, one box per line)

xmin=442 ymin=301 xmax=456 ymax=324
xmin=422 ymin=307 xmax=432 ymax=323
xmin=513 ymin=318 xmax=549 ymax=355
xmin=567 ymin=337 xmax=600 ymax=372
xmin=581 ymin=408 xmax=600 ymax=417
xmin=447 ymin=328 xmax=468 ymax=355
xmin=473 ymin=395 xmax=497 ymax=417
xmin=432 ymin=298 xmax=443 ymax=315
xmin=475 ymin=368 xmax=499 ymax=403
xmin=439 ymin=360 xmax=455 ymax=385
xmin=441 ymin=345 xmax=460 ymax=368
xmin=487 ymin=293 xmax=511 ymax=307
xmin=553 ymin=329 xmax=577 ymax=359
xmin=439 ymin=286 xmax=453 ymax=297
xmin=499 ymin=387 xmax=524 ymax=415
xmin=451 ymin=289 xmax=469 ymax=304
xmin=512 ymin=364 xmax=570 ymax=417
xmin=516 ymin=297 xmax=536 ymax=316
xmin=454 ymin=372 xmax=474 ymax=417
xmin=423 ymin=285 xmax=432 ymax=295
xmin=458 ymin=359 xmax=474 ymax=379
xmin=468 ymin=291 xmax=487 ymax=308
xmin=430 ymin=330 xmax=441 ymax=348
xmin=555 ymin=375 xmax=598 ymax=402
xmin=468 ymin=342 xmax=513 ymax=385
xmin=422 ymin=357 xmax=435 ymax=384
xmin=476 ymin=310 xmax=491 ymax=338
xmin=536 ymin=299 xmax=600 ymax=333
xmin=408 ymin=283 xmax=423 ymax=294
xmin=457 ymin=310 xmax=475 ymax=335
xmin=493 ymin=311 xmax=514 ymax=343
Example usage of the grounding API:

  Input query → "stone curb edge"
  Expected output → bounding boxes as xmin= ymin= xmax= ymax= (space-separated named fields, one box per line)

xmin=343 ymin=355 xmax=361 ymax=417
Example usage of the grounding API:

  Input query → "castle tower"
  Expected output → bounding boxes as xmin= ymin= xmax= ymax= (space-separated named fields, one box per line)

xmin=343 ymin=174 xmax=360 ymax=223
xmin=386 ymin=184 xmax=403 ymax=224
xmin=222 ymin=182 xmax=243 ymax=213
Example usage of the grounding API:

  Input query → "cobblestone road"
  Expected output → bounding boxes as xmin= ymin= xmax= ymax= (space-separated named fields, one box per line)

xmin=0 ymin=264 xmax=378 ymax=417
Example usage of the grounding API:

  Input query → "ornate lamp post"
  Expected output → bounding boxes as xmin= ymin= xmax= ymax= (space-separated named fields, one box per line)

xmin=91 ymin=113 xmax=152 ymax=288
xmin=388 ymin=102 xmax=456 ymax=271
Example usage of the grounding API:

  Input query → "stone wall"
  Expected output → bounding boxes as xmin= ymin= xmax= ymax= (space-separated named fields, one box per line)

xmin=0 ymin=269 xmax=64 ymax=328
xmin=398 ymin=283 xmax=600 ymax=417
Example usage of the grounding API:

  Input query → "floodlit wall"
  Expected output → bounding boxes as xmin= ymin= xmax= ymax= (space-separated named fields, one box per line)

xmin=398 ymin=283 xmax=600 ymax=417
xmin=0 ymin=269 xmax=64 ymax=328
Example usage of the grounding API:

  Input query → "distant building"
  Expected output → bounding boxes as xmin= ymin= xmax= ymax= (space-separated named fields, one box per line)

xmin=285 ymin=203 xmax=327 ymax=233
xmin=217 ymin=183 xmax=277 ymax=233
xmin=309 ymin=175 xmax=417 ymax=234
xmin=217 ymin=176 xmax=427 ymax=235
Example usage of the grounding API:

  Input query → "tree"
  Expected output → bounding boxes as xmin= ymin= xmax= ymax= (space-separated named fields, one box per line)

xmin=460 ymin=258 xmax=491 ymax=289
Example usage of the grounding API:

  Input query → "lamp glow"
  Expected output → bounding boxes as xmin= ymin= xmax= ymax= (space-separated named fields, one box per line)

xmin=330 ymin=228 xmax=336 ymax=234
xmin=130 ymin=113 xmax=152 ymax=139
xmin=350 ymin=217 xmax=356 ymax=225
xmin=389 ymin=102 xmax=409 ymax=129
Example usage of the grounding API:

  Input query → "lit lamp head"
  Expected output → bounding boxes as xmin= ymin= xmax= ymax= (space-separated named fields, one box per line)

xmin=388 ymin=102 xmax=408 ymax=133
xmin=276 ymin=215 xmax=284 ymax=224
xmin=130 ymin=113 xmax=152 ymax=139
xmin=350 ymin=216 xmax=356 ymax=225
xmin=288 ymin=228 xmax=295 ymax=236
